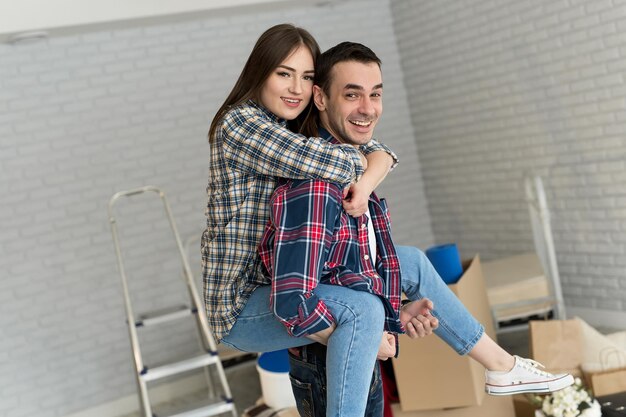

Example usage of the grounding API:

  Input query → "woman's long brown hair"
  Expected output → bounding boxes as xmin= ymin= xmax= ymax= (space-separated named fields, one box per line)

xmin=208 ymin=24 xmax=321 ymax=142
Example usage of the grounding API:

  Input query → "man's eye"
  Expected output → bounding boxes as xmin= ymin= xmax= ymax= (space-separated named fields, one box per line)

xmin=346 ymin=93 xmax=357 ymax=99
xmin=371 ymin=93 xmax=382 ymax=98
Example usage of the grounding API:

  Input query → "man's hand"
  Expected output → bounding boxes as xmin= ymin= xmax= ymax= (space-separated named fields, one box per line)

xmin=400 ymin=298 xmax=439 ymax=339
xmin=376 ymin=331 xmax=396 ymax=360
xmin=306 ymin=323 xmax=336 ymax=345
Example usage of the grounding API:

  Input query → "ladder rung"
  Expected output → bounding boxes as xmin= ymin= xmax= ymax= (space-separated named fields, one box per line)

xmin=164 ymin=400 xmax=235 ymax=417
xmin=142 ymin=354 xmax=218 ymax=382
xmin=136 ymin=305 xmax=196 ymax=327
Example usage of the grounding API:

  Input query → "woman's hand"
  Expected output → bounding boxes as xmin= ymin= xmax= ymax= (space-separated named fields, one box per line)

xmin=342 ymin=180 xmax=375 ymax=217
xmin=342 ymin=150 xmax=392 ymax=217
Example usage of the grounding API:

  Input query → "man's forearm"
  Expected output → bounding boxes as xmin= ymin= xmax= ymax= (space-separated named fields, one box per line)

xmin=306 ymin=323 xmax=336 ymax=345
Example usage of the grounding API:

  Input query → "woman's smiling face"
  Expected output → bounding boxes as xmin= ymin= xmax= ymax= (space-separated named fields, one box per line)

xmin=258 ymin=45 xmax=315 ymax=120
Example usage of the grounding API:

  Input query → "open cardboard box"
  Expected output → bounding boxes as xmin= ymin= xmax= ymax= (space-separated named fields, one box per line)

xmin=392 ymin=255 xmax=512 ymax=411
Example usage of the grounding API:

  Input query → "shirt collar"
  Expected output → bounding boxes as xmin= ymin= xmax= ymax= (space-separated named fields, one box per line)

xmin=247 ymin=99 xmax=286 ymax=125
xmin=318 ymin=127 xmax=343 ymax=146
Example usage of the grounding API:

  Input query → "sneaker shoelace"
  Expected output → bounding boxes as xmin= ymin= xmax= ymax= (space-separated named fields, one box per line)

xmin=516 ymin=356 xmax=553 ymax=377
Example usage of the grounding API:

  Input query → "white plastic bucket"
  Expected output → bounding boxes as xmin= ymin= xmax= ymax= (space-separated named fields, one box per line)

xmin=256 ymin=350 xmax=296 ymax=409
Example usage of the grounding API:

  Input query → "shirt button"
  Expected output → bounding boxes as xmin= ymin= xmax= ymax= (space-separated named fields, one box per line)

xmin=361 ymin=223 xmax=366 ymax=229
xmin=364 ymin=254 xmax=370 ymax=260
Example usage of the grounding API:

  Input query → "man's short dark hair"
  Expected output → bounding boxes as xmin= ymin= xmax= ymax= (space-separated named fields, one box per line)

xmin=315 ymin=42 xmax=382 ymax=96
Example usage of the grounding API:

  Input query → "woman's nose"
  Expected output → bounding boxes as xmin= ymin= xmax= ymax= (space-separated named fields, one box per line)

xmin=289 ymin=78 xmax=303 ymax=94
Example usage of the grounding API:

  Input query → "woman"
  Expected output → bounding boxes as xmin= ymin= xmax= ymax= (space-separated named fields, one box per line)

xmin=202 ymin=24 xmax=397 ymax=416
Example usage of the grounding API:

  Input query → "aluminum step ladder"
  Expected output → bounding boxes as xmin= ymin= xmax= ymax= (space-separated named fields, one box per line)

xmin=108 ymin=185 xmax=237 ymax=417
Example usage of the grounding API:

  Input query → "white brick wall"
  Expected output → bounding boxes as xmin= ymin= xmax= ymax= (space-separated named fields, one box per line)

xmin=390 ymin=0 xmax=626 ymax=312
xmin=0 ymin=1 xmax=432 ymax=415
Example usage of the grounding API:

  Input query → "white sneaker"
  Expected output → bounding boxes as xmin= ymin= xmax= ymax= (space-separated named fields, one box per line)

xmin=485 ymin=355 xmax=574 ymax=395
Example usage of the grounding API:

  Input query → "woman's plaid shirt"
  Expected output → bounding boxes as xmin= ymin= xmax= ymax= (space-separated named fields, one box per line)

xmin=202 ymin=101 xmax=398 ymax=342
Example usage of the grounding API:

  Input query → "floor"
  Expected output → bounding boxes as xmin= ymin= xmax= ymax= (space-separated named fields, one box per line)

xmin=118 ymin=353 xmax=262 ymax=417
xmin=119 ymin=327 xmax=535 ymax=417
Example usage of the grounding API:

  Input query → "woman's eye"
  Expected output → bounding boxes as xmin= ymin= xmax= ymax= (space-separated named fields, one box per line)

xmin=303 ymin=75 xmax=314 ymax=81
xmin=277 ymin=71 xmax=290 ymax=77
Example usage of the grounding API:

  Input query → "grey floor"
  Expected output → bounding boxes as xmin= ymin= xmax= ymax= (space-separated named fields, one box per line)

xmin=119 ymin=328 xmax=535 ymax=417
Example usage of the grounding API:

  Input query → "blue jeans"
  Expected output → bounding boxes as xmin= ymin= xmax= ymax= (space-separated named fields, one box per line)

xmin=288 ymin=344 xmax=384 ymax=417
xmin=395 ymin=246 xmax=484 ymax=355
xmin=284 ymin=246 xmax=485 ymax=415
xmin=222 ymin=246 xmax=483 ymax=416
xmin=222 ymin=284 xmax=385 ymax=417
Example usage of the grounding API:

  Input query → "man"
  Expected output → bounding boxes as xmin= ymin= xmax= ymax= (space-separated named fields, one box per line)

xmin=259 ymin=42 xmax=438 ymax=417
xmin=260 ymin=42 xmax=573 ymax=416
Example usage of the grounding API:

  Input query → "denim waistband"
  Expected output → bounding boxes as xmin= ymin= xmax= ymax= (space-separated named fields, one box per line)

xmin=289 ymin=343 xmax=327 ymax=361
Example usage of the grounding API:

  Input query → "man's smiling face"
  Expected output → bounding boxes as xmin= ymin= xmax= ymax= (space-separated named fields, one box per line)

xmin=314 ymin=60 xmax=383 ymax=146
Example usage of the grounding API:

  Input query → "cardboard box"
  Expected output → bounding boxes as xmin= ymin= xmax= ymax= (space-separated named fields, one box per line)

xmin=584 ymin=367 xmax=626 ymax=397
xmin=392 ymin=255 xmax=496 ymax=411
xmin=482 ymin=253 xmax=553 ymax=321
xmin=391 ymin=393 xmax=515 ymax=417
xmin=513 ymin=394 xmax=538 ymax=417
xmin=529 ymin=319 xmax=626 ymax=396
xmin=529 ymin=319 xmax=583 ymax=378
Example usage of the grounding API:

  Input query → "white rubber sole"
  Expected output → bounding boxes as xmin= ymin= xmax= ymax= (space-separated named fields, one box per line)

xmin=485 ymin=373 xmax=575 ymax=395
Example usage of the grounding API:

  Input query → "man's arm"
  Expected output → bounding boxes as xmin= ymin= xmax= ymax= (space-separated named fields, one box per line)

xmin=306 ymin=323 xmax=336 ymax=345
xmin=267 ymin=180 xmax=344 ymax=340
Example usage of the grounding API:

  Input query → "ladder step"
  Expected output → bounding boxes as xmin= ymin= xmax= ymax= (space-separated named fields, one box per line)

xmin=136 ymin=305 xmax=196 ymax=327
xmin=164 ymin=400 xmax=235 ymax=417
xmin=142 ymin=354 xmax=218 ymax=382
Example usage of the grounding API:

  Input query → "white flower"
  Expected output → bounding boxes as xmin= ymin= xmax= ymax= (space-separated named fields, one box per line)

xmin=531 ymin=379 xmax=599 ymax=417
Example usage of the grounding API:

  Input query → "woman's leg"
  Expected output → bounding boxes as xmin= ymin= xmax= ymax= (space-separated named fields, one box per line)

xmin=396 ymin=246 xmax=484 ymax=354
xmin=220 ymin=284 xmax=310 ymax=352
xmin=222 ymin=284 xmax=385 ymax=417
xmin=395 ymin=246 xmax=513 ymax=370
xmin=318 ymin=285 xmax=384 ymax=417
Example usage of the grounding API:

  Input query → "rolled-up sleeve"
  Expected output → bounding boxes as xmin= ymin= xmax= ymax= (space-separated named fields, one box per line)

xmin=359 ymin=138 xmax=399 ymax=171
xmin=267 ymin=180 xmax=344 ymax=337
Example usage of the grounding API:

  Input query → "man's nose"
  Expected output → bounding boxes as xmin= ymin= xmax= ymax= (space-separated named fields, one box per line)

xmin=359 ymin=96 xmax=375 ymax=115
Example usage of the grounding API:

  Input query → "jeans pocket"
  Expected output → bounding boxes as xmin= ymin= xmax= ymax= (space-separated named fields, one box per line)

xmin=289 ymin=374 xmax=315 ymax=417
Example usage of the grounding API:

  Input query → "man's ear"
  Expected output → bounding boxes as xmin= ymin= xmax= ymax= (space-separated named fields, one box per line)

xmin=313 ymin=85 xmax=326 ymax=111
